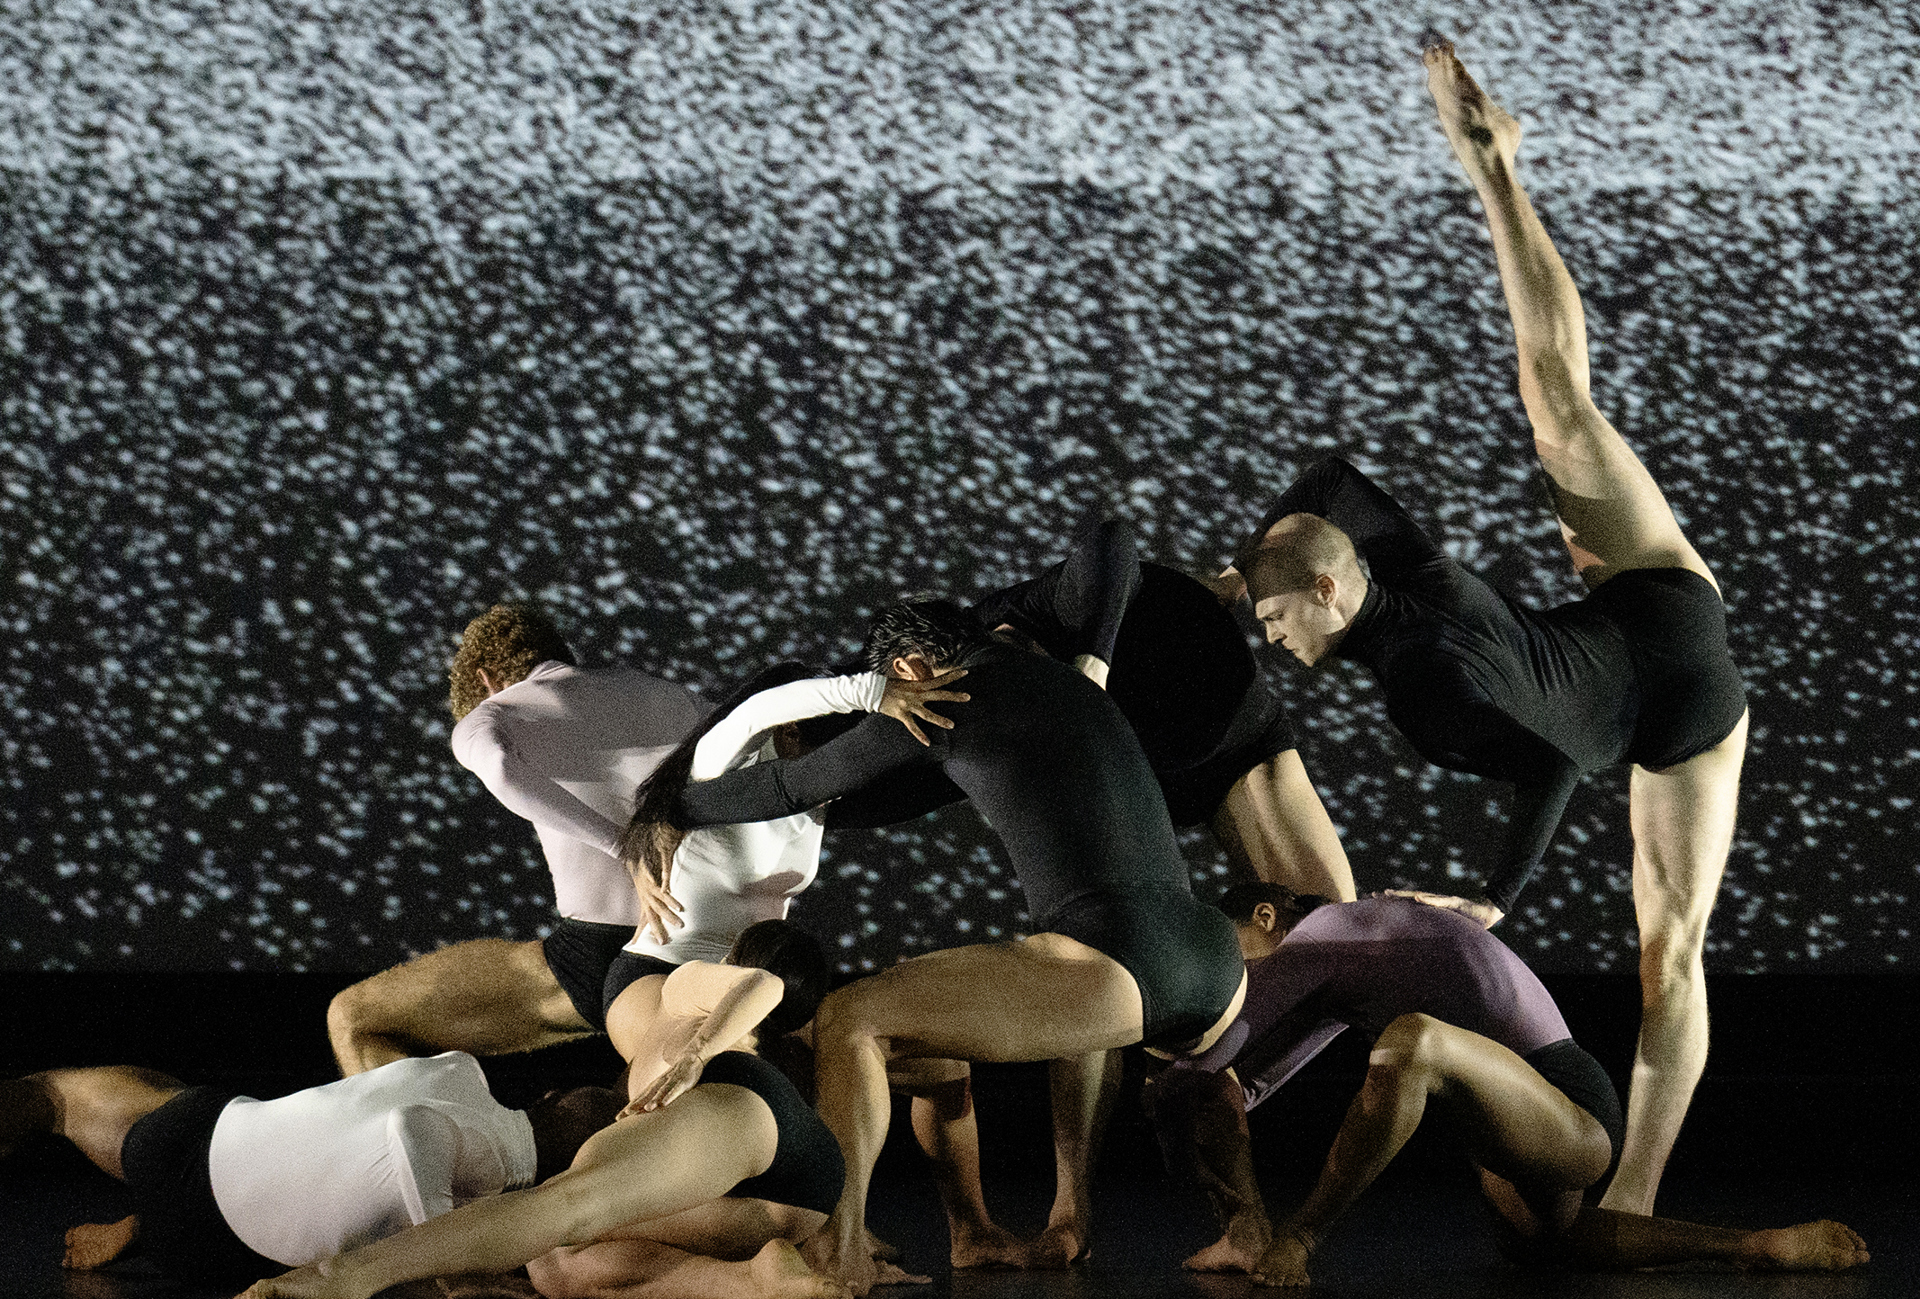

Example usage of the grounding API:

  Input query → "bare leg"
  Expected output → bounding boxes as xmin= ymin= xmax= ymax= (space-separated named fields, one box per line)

xmin=530 ymin=1237 xmax=848 ymax=1299
xmin=1025 ymin=1049 xmax=1119 ymax=1267
xmin=240 ymin=1084 xmax=788 ymax=1299
xmin=1258 ymin=1014 xmax=1610 ymax=1287
xmin=329 ymin=938 xmax=594 ymax=1075
xmin=4 ymin=1067 xmax=184 ymax=1180
xmin=893 ymin=1061 xmax=1023 ymax=1268
xmin=1423 ymin=40 xmax=1712 ymax=589
xmin=65 ymin=1214 xmax=141 ymax=1270
xmin=1603 ymin=709 xmax=1748 ymax=1213
xmin=805 ymin=933 xmax=1244 ymax=1294
xmin=1550 ymin=1203 xmax=1868 ymax=1272
xmin=1212 ymin=752 xmax=1356 ymax=900
xmin=1426 ymin=41 xmax=1749 ymax=1215
xmin=1142 ymin=1068 xmax=1271 ymax=1273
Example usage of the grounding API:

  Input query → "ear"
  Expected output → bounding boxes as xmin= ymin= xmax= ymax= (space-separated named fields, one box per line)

xmin=1252 ymin=902 xmax=1279 ymax=933
xmin=476 ymin=668 xmax=497 ymax=696
xmin=890 ymin=654 xmax=933 ymax=681
xmin=1313 ymin=573 xmax=1339 ymax=606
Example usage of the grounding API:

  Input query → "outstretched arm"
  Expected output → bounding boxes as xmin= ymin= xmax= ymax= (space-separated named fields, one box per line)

xmin=678 ymin=713 xmax=940 ymax=828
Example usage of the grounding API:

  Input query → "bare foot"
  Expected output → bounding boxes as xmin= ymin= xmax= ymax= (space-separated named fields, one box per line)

xmin=863 ymin=1227 xmax=901 ymax=1262
xmin=799 ymin=1231 xmax=928 ymax=1296
xmin=1739 ymin=1221 xmax=1870 ymax=1272
xmin=1009 ymin=1222 xmax=1086 ymax=1270
xmin=1184 ymin=1215 xmax=1271 ymax=1275
xmin=1255 ymin=1228 xmax=1315 ymax=1288
xmin=63 ymin=1216 xmax=138 ymax=1270
xmin=1422 ymin=39 xmax=1522 ymax=180
xmin=947 ymin=1221 xmax=1029 ymax=1270
xmin=746 ymin=1240 xmax=858 ymax=1299
xmin=236 ymin=1261 xmax=363 ymax=1299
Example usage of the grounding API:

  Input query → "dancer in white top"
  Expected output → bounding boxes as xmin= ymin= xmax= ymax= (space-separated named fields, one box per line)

xmin=0 ymin=1052 xmax=617 ymax=1286
xmin=328 ymin=603 xmax=705 ymax=1075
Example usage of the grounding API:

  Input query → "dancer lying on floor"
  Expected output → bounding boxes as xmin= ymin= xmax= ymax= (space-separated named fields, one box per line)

xmin=237 ymin=924 xmax=850 ymax=1299
xmin=1234 ymin=39 xmax=1749 ymax=1214
xmin=1145 ymin=887 xmax=1868 ymax=1286
xmin=665 ymin=598 xmax=1250 ymax=1294
xmin=0 ymin=1051 xmax=617 ymax=1288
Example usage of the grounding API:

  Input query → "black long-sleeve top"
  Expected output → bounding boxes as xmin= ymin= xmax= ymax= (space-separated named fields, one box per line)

xmin=970 ymin=519 xmax=1283 ymax=774
xmin=1266 ymin=457 xmax=1641 ymax=912
xmin=679 ymin=645 xmax=1196 ymax=926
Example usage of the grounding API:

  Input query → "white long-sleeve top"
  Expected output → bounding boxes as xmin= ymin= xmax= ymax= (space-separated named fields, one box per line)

xmin=624 ymin=672 xmax=887 ymax=965
xmin=451 ymin=661 xmax=706 ymax=925
xmin=208 ymin=1052 xmax=537 ymax=1267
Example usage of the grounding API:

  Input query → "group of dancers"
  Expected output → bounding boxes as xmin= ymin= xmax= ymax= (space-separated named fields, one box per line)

xmin=2 ymin=42 xmax=1869 ymax=1296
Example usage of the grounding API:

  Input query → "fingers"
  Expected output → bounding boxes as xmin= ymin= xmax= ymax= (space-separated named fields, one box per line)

xmin=901 ymin=714 xmax=930 ymax=746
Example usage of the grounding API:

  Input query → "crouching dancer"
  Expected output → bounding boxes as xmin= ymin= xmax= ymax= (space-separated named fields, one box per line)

xmin=1146 ymin=888 xmax=1868 ymax=1286
xmin=234 ymin=924 xmax=849 ymax=1299
xmin=666 ymin=600 xmax=1250 ymax=1294
xmin=0 ymin=1052 xmax=616 ymax=1288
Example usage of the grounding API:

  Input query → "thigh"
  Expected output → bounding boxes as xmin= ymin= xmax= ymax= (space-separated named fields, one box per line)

xmin=1628 ymin=709 xmax=1749 ymax=951
xmin=38 ymin=1067 xmax=185 ymax=1179
xmin=823 ymin=936 xmax=1146 ymax=1063
xmin=1536 ymin=406 xmax=1718 ymax=591
xmin=1211 ymin=751 xmax=1356 ymax=901
xmin=343 ymin=938 xmax=593 ymax=1056
xmin=1405 ymin=1020 xmax=1612 ymax=1195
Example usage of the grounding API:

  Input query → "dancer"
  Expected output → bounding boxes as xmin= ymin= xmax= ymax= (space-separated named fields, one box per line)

xmin=1235 ymin=42 xmax=1749 ymax=1212
xmin=975 ymin=518 xmax=1352 ymax=900
xmin=0 ymin=1052 xmax=617 ymax=1286
xmin=238 ymin=928 xmax=850 ymax=1299
xmin=1147 ymin=886 xmax=1866 ymax=1285
xmin=328 ymin=602 xmax=706 ymax=1074
xmin=667 ymin=599 xmax=1250 ymax=1294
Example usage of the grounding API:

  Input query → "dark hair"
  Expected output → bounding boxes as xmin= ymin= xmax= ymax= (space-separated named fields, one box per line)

xmin=448 ymin=602 xmax=577 ymax=720
xmin=621 ymin=661 xmax=821 ymax=880
xmin=1215 ymin=881 xmax=1330 ymax=928
xmin=726 ymin=919 xmax=831 ymax=1036
xmin=863 ymin=598 xmax=994 ymax=672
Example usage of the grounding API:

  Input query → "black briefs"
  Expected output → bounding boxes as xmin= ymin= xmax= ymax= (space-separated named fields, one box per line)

xmin=542 ymin=918 xmax=638 ymax=1032
xmin=1583 ymin=567 xmax=1747 ymax=769
xmin=120 ymin=1085 xmax=279 ymax=1285
xmin=1041 ymin=889 xmax=1247 ymax=1053
xmin=699 ymin=1051 xmax=846 ymax=1215
xmin=600 ymin=951 xmax=679 ymax=1025
xmin=1524 ymin=1038 xmax=1625 ymax=1166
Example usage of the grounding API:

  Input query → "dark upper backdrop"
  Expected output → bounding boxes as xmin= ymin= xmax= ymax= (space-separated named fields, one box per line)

xmin=2 ymin=2 xmax=1913 ymax=974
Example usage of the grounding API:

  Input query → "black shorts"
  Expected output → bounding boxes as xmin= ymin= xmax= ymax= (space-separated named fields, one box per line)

xmin=1524 ymin=1038 xmax=1625 ymax=1166
xmin=600 ymin=951 xmax=679 ymax=1025
xmin=1042 ymin=888 xmax=1247 ymax=1053
xmin=1584 ymin=567 xmax=1746 ymax=770
xmin=700 ymin=1052 xmax=846 ymax=1215
xmin=543 ymin=918 xmax=638 ymax=1032
xmin=120 ymin=1086 xmax=280 ymax=1285
xmin=1154 ymin=698 xmax=1298 ymax=827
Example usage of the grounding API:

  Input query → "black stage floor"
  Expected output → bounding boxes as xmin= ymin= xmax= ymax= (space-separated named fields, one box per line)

xmin=4 ymin=973 xmax=1916 ymax=1298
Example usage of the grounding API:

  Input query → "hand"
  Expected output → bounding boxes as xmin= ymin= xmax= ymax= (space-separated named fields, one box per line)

xmin=1382 ymin=889 xmax=1504 ymax=929
xmin=879 ymin=668 xmax=970 ymax=745
xmin=632 ymin=865 xmax=685 ymax=945
xmin=1071 ymin=654 xmax=1110 ymax=690
xmin=619 ymin=1051 xmax=707 ymax=1118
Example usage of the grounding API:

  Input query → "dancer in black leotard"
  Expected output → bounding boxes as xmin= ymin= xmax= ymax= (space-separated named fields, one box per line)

xmin=672 ymin=599 xmax=1249 ymax=1294
xmin=1146 ymin=890 xmax=1867 ymax=1285
xmin=1235 ymin=41 xmax=1751 ymax=1215
xmin=974 ymin=519 xmax=1353 ymax=900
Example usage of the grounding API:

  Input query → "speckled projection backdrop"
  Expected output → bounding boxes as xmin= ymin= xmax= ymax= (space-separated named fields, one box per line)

xmin=2 ymin=2 xmax=1914 ymax=971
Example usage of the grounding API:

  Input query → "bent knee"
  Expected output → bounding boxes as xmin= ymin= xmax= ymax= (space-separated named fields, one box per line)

xmin=326 ymin=981 xmax=377 ymax=1039
xmin=1369 ymin=1013 xmax=1448 ymax=1077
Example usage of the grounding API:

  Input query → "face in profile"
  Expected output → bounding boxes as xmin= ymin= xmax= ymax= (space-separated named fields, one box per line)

xmin=1253 ymin=587 xmax=1341 ymax=667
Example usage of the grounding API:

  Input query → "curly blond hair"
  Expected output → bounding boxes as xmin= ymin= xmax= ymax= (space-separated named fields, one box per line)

xmin=448 ymin=603 xmax=576 ymax=719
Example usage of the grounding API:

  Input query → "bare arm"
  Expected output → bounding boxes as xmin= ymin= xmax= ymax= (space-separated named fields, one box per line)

xmin=619 ymin=963 xmax=785 ymax=1115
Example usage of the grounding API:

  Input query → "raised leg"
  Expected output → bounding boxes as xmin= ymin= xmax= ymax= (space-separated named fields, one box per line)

xmin=1603 ymin=709 xmax=1748 ymax=1214
xmin=1258 ymin=1014 xmax=1610 ymax=1287
xmin=803 ymin=934 xmax=1158 ymax=1295
xmin=1212 ymin=751 xmax=1356 ymax=900
xmin=1424 ymin=40 xmax=1715 ymax=591
xmin=328 ymin=938 xmax=594 ymax=1075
